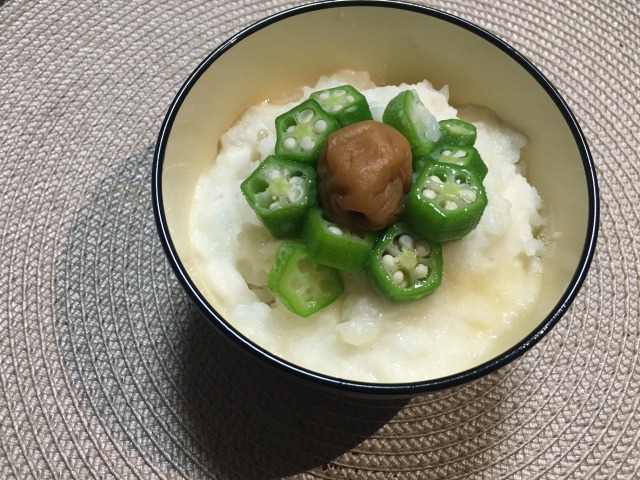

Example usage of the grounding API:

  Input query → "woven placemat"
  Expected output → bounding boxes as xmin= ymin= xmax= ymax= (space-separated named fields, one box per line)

xmin=1 ymin=0 xmax=638 ymax=478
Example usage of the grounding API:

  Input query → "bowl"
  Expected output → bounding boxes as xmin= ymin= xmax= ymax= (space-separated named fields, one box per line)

xmin=152 ymin=0 xmax=598 ymax=397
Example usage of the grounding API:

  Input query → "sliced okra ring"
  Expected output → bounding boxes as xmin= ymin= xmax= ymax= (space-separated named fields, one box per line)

xmin=382 ymin=89 xmax=442 ymax=157
xmin=367 ymin=223 xmax=442 ymax=301
xmin=310 ymin=85 xmax=373 ymax=127
xmin=275 ymin=99 xmax=339 ymax=164
xmin=425 ymin=145 xmax=488 ymax=180
xmin=267 ymin=243 xmax=344 ymax=317
xmin=302 ymin=207 xmax=377 ymax=274
xmin=438 ymin=119 xmax=477 ymax=147
xmin=405 ymin=162 xmax=488 ymax=243
xmin=240 ymin=155 xmax=317 ymax=239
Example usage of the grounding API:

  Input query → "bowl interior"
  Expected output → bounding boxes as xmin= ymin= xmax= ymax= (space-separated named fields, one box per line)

xmin=156 ymin=3 xmax=596 ymax=390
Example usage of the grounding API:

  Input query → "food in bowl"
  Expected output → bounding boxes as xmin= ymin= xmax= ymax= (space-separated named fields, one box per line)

xmin=189 ymin=70 xmax=546 ymax=383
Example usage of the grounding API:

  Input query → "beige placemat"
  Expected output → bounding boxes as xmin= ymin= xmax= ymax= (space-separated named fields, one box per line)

xmin=1 ymin=0 xmax=638 ymax=478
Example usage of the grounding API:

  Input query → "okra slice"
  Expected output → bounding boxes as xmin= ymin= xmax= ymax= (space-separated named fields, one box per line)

xmin=275 ymin=99 xmax=339 ymax=164
xmin=438 ymin=119 xmax=477 ymax=147
xmin=416 ymin=145 xmax=488 ymax=180
xmin=240 ymin=155 xmax=317 ymax=239
xmin=382 ymin=89 xmax=442 ymax=157
xmin=302 ymin=207 xmax=377 ymax=274
xmin=310 ymin=85 xmax=373 ymax=127
xmin=367 ymin=223 xmax=442 ymax=301
xmin=267 ymin=243 xmax=344 ymax=317
xmin=405 ymin=163 xmax=488 ymax=242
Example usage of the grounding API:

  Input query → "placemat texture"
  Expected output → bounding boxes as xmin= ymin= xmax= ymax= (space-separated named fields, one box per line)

xmin=0 ymin=0 xmax=638 ymax=478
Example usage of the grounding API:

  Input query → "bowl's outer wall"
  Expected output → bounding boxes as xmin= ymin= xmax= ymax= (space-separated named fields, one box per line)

xmin=155 ymin=2 xmax=597 ymax=394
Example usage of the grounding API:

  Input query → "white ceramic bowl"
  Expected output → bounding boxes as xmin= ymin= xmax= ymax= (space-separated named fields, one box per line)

xmin=153 ymin=0 xmax=598 ymax=396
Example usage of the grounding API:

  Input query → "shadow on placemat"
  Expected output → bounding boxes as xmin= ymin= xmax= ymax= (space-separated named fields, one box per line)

xmin=185 ymin=306 xmax=409 ymax=477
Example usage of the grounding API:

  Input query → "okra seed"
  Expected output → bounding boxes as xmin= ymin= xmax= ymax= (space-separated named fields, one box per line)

xmin=328 ymin=226 xmax=343 ymax=236
xmin=331 ymin=104 xmax=342 ymax=112
xmin=430 ymin=175 xmax=443 ymax=184
xmin=415 ymin=241 xmax=430 ymax=257
xmin=289 ymin=176 xmax=304 ymax=185
xmin=265 ymin=169 xmax=281 ymax=180
xmin=453 ymin=150 xmax=466 ymax=158
xmin=459 ymin=189 xmax=477 ymax=203
xmin=423 ymin=189 xmax=437 ymax=199
xmin=300 ymin=136 xmax=315 ymax=151
xmin=298 ymin=109 xmax=314 ymax=124
xmin=286 ymin=125 xmax=296 ymax=133
xmin=269 ymin=201 xmax=279 ymax=209
xmin=382 ymin=254 xmax=395 ymax=269
xmin=398 ymin=234 xmax=414 ymax=250
xmin=319 ymin=92 xmax=330 ymax=101
xmin=345 ymin=95 xmax=355 ymax=104
xmin=392 ymin=271 xmax=404 ymax=285
xmin=283 ymin=137 xmax=297 ymax=151
xmin=444 ymin=200 xmax=458 ymax=211
xmin=415 ymin=264 xmax=429 ymax=279
xmin=287 ymin=186 xmax=303 ymax=203
xmin=313 ymin=119 xmax=327 ymax=134
xmin=334 ymin=89 xmax=346 ymax=97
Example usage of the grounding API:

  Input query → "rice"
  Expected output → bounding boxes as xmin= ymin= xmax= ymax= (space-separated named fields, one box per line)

xmin=189 ymin=71 xmax=545 ymax=383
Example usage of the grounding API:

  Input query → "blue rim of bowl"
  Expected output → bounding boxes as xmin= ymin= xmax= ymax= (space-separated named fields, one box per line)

xmin=152 ymin=0 xmax=599 ymax=396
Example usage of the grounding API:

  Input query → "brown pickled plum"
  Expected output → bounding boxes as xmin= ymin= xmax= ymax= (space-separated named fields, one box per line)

xmin=317 ymin=120 xmax=412 ymax=231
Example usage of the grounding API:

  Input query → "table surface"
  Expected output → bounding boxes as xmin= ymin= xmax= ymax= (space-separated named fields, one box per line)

xmin=1 ymin=0 xmax=638 ymax=478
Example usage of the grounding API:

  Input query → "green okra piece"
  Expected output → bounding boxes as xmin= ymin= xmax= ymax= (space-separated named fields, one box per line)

xmin=240 ymin=155 xmax=317 ymax=238
xmin=367 ymin=223 xmax=443 ymax=301
xmin=405 ymin=162 xmax=488 ymax=243
xmin=310 ymin=85 xmax=373 ymax=128
xmin=268 ymin=243 xmax=344 ymax=317
xmin=414 ymin=145 xmax=488 ymax=180
xmin=382 ymin=89 xmax=442 ymax=157
xmin=275 ymin=99 xmax=339 ymax=164
xmin=303 ymin=207 xmax=377 ymax=274
xmin=438 ymin=118 xmax=477 ymax=147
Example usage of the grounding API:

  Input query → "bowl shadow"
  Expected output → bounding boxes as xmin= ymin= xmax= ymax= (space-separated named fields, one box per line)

xmin=179 ymin=302 xmax=408 ymax=478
